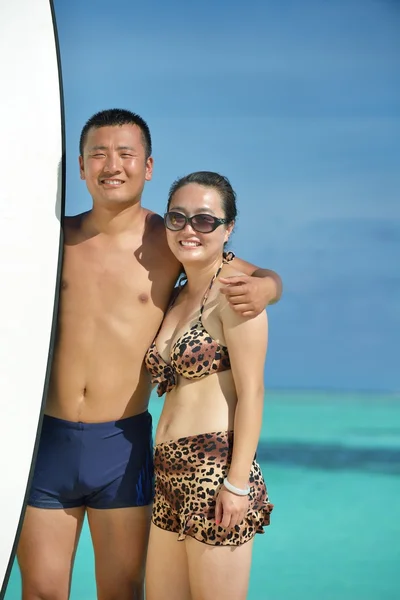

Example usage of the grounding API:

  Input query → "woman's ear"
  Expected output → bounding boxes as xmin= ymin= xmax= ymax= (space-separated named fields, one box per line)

xmin=224 ymin=221 xmax=234 ymax=244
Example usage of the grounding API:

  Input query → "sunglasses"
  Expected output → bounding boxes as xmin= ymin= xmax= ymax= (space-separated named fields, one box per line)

xmin=164 ymin=211 xmax=230 ymax=233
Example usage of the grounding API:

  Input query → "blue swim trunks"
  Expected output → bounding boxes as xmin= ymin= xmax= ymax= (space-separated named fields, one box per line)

xmin=28 ymin=411 xmax=154 ymax=509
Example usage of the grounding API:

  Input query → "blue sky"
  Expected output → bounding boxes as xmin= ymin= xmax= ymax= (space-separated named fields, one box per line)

xmin=53 ymin=0 xmax=400 ymax=392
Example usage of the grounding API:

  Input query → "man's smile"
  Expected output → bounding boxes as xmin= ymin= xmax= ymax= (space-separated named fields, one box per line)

xmin=100 ymin=178 xmax=124 ymax=187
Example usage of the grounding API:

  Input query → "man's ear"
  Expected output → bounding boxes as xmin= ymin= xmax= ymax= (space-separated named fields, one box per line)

xmin=79 ymin=155 xmax=85 ymax=180
xmin=145 ymin=156 xmax=154 ymax=181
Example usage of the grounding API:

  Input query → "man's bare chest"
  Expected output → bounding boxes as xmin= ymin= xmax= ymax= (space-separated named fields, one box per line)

xmin=60 ymin=241 xmax=175 ymax=319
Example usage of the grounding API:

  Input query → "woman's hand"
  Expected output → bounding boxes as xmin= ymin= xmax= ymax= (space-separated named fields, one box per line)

xmin=215 ymin=486 xmax=249 ymax=529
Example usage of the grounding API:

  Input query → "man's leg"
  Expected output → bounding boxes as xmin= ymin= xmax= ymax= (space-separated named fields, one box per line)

xmin=87 ymin=505 xmax=151 ymax=600
xmin=17 ymin=415 xmax=90 ymax=599
xmin=82 ymin=411 xmax=154 ymax=599
xmin=17 ymin=505 xmax=85 ymax=600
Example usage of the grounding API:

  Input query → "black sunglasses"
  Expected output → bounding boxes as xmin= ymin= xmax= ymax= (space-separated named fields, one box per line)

xmin=164 ymin=211 xmax=230 ymax=233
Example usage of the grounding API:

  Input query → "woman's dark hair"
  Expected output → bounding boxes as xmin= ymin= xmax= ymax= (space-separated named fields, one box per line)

xmin=167 ymin=171 xmax=237 ymax=223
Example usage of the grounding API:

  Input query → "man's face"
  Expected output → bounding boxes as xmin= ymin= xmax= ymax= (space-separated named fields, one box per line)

xmin=79 ymin=124 xmax=153 ymax=207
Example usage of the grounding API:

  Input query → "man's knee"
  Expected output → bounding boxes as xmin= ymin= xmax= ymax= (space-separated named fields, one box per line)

xmin=19 ymin=559 xmax=71 ymax=600
xmin=18 ymin=550 xmax=72 ymax=600
xmin=21 ymin=579 xmax=69 ymax=600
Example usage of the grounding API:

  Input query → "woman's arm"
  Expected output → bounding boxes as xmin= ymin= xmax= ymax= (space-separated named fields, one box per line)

xmin=221 ymin=302 xmax=268 ymax=488
xmin=214 ymin=291 xmax=268 ymax=529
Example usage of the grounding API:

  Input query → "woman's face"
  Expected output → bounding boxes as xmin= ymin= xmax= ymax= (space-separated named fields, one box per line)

xmin=166 ymin=183 xmax=233 ymax=266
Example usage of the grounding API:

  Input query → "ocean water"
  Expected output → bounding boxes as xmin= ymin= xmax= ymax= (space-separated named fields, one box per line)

xmin=4 ymin=391 xmax=400 ymax=599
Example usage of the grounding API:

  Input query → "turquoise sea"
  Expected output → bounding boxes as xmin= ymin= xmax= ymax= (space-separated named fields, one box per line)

xmin=5 ymin=391 xmax=400 ymax=599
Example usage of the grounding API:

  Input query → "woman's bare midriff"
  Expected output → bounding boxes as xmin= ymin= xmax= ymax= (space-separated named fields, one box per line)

xmin=155 ymin=371 xmax=238 ymax=444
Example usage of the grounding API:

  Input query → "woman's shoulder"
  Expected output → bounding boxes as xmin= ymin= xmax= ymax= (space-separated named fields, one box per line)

xmin=212 ymin=259 xmax=268 ymax=327
xmin=211 ymin=261 xmax=245 ymax=296
xmin=218 ymin=250 xmax=245 ymax=278
xmin=220 ymin=262 xmax=246 ymax=279
xmin=203 ymin=263 xmax=242 ymax=316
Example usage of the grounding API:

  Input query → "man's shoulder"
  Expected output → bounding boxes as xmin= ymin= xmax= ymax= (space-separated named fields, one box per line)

xmin=142 ymin=209 xmax=180 ymax=271
xmin=64 ymin=212 xmax=87 ymax=229
xmin=63 ymin=212 xmax=92 ymax=245
xmin=143 ymin=209 xmax=164 ymax=231
xmin=142 ymin=209 xmax=168 ymax=243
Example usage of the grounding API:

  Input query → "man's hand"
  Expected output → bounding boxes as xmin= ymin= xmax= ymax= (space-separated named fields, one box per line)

xmin=220 ymin=273 xmax=275 ymax=317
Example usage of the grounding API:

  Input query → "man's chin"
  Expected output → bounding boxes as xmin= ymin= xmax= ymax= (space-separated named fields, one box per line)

xmin=93 ymin=194 xmax=140 ymax=208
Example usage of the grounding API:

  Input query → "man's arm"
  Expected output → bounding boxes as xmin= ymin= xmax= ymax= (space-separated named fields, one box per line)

xmin=219 ymin=256 xmax=283 ymax=317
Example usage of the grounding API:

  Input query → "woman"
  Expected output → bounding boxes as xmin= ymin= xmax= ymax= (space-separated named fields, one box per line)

xmin=145 ymin=171 xmax=273 ymax=600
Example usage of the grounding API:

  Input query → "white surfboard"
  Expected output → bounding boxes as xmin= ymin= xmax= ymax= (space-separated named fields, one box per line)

xmin=0 ymin=1 xmax=64 ymax=595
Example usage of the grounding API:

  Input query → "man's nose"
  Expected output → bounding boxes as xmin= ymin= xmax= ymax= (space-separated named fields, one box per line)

xmin=103 ymin=153 xmax=120 ymax=173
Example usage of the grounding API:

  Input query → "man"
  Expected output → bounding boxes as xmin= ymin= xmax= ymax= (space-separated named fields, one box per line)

xmin=17 ymin=109 xmax=282 ymax=600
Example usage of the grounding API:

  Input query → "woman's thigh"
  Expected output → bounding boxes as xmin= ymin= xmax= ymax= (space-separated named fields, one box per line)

xmin=186 ymin=536 xmax=254 ymax=600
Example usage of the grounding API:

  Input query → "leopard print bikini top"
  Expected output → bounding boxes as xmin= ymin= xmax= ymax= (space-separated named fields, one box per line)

xmin=144 ymin=253 xmax=234 ymax=397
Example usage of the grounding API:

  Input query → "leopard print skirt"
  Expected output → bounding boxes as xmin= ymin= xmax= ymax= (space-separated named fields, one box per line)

xmin=152 ymin=430 xmax=274 ymax=546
